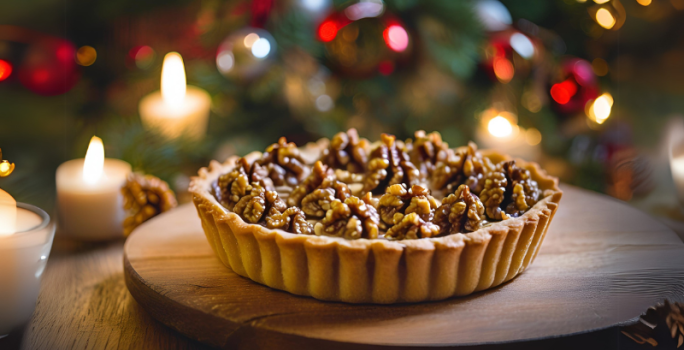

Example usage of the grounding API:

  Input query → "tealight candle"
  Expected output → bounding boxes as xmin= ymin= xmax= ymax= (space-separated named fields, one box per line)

xmin=0 ymin=189 xmax=55 ymax=337
xmin=475 ymin=110 xmax=542 ymax=161
xmin=139 ymin=52 xmax=211 ymax=140
xmin=56 ymin=136 xmax=131 ymax=240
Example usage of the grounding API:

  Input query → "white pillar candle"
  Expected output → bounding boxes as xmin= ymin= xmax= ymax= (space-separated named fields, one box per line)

xmin=670 ymin=155 xmax=684 ymax=204
xmin=139 ymin=52 xmax=211 ymax=140
xmin=0 ymin=190 xmax=55 ymax=337
xmin=56 ymin=136 xmax=131 ymax=240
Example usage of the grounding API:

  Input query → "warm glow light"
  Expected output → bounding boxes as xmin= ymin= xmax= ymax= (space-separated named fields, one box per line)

xmin=592 ymin=93 xmax=613 ymax=124
xmin=550 ymin=79 xmax=578 ymax=105
xmin=493 ymin=57 xmax=514 ymax=83
xmin=243 ymin=33 xmax=260 ymax=48
xmin=488 ymin=116 xmax=514 ymax=138
xmin=161 ymin=52 xmax=187 ymax=108
xmin=76 ymin=46 xmax=97 ymax=66
xmin=83 ymin=136 xmax=105 ymax=185
xmin=0 ymin=188 xmax=17 ymax=236
xmin=0 ymin=59 xmax=12 ymax=82
xmin=596 ymin=8 xmax=616 ymax=29
xmin=383 ymin=25 xmax=409 ymax=52
xmin=319 ymin=20 xmax=338 ymax=42
xmin=216 ymin=51 xmax=234 ymax=73
xmin=593 ymin=0 xmax=610 ymax=4
xmin=636 ymin=0 xmax=652 ymax=5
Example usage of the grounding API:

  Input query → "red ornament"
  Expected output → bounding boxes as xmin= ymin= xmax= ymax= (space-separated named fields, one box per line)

xmin=18 ymin=39 xmax=80 ymax=96
xmin=549 ymin=58 xmax=599 ymax=114
xmin=316 ymin=4 xmax=411 ymax=77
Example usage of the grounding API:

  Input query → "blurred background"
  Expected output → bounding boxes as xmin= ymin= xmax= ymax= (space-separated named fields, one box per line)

xmin=0 ymin=0 xmax=683 ymax=230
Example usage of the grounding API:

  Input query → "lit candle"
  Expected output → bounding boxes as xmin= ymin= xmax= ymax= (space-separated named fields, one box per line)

xmin=56 ymin=136 xmax=131 ymax=240
xmin=475 ymin=109 xmax=542 ymax=161
xmin=0 ymin=189 xmax=55 ymax=337
xmin=139 ymin=52 xmax=211 ymax=140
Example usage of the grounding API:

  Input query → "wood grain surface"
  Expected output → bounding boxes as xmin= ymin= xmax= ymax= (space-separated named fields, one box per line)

xmin=123 ymin=185 xmax=684 ymax=349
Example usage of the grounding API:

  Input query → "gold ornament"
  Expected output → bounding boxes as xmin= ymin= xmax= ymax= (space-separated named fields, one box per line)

xmin=0 ymin=149 xmax=15 ymax=177
xmin=121 ymin=173 xmax=178 ymax=236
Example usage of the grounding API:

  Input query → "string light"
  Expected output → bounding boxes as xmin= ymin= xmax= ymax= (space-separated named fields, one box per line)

xmin=550 ymin=79 xmax=578 ymax=105
xmin=593 ymin=0 xmax=610 ymax=4
xmin=318 ymin=20 xmax=338 ymax=42
xmin=488 ymin=116 xmax=514 ymax=138
xmin=493 ymin=57 xmax=514 ymax=83
xmin=383 ymin=25 xmax=409 ymax=52
xmin=586 ymin=92 xmax=614 ymax=124
xmin=636 ymin=0 xmax=651 ymax=5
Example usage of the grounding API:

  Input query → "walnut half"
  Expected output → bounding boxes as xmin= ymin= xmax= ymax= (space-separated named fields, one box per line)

xmin=314 ymin=194 xmax=380 ymax=239
xmin=433 ymin=185 xmax=486 ymax=234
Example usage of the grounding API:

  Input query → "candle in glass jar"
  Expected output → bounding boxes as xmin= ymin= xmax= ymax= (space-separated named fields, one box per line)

xmin=0 ymin=189 xmax=54 ymax=337
xmin=56 ymin=136 xmax=131 ymax=240
xmin=139 ymin=52 xmax=211 ymax=140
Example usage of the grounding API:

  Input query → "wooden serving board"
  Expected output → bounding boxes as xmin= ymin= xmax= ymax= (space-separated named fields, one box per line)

xmin=124 ymin=185 xmax=684 ymax=349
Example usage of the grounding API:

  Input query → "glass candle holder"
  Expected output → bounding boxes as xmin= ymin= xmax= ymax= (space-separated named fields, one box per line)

xmin=0 ymin=203 xmax=55 ymax=338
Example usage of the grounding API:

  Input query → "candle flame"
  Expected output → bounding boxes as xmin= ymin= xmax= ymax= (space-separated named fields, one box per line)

xmin=83 ymin=136 xmax=105 ymax=184
xmin=488 ymin=116 xmax=514 ymax=138
xmin=161 ymin=52 xmax=187 ymax=108
xmin=0 ymin=188 xmax=16 ymax=236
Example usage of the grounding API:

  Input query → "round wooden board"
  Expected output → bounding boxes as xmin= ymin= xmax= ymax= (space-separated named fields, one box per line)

xmin=124 ymin=185 xmax=684 ymax=349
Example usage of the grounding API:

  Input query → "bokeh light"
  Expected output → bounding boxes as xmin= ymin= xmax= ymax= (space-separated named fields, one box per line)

xmin=488 ymin=116 xmax=513 ymax=138
xmin=383 ymin=25 xmax=409 ymax=52
xmin=525 ymin=128 xmax=542 ymax=146
xmin=216 ymin=51 xmax=234 ymax=74
xmin=593 ymin=0 xmax=610 ymax=4
xmin=251 ymin=38 xmax=271 ymax=58
xmin=636 ymin=0 xmax=652 ymax=5
xmin=130 ymin=46 xmax=156 ymax=69
xmin=0 ymin=59 xmax=12 ymax=81
xmin=76 ymin=46 xmax=97 ymax=66
xmin=493 ymin=57 xmax=514 ymax=83
xmin=550 ymin=79 xmax=578 ymax=105
xmin=510 ymin=33 xmax=534 ymax=59
xmin=596 ymin=8 xmax=616 ymax=29
xmin=318 ymin=20 xmax=338 ymax=42
xmin=243 ymin=33 xmax=260 ymax=48
xmin=315 ymin=94 xmax=334 ymax=111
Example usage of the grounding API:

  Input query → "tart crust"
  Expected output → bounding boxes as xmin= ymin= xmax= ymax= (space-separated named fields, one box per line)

xmin=189 ymin=142 xmax=562 ymax=304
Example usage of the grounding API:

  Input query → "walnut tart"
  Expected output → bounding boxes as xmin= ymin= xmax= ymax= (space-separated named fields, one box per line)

xmin=189 ymin=130 xmax=562 ymax=303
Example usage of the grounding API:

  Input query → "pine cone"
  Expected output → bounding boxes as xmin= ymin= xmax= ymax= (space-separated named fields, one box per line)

xmin=320 ymin=128 xmax=369 ymax=173
xmin=314 ymin=193 xmax=380 ymax=239
xmin=432 ymin=142 xmax=494 ymax=194
xmin=122 ymin=173 xmax=178 ymax=236
xmin=376 ymin=184 xmax=438 ymax=230
xmin=406 ymin=130 xmax=449 ymax=179
xmin=433 ymin=185 xmax=485 ymax=234
xmin=363 ymin=133 xmax=420 ymax=195
xmin=257 ymin=137 xmax=309 ymax=187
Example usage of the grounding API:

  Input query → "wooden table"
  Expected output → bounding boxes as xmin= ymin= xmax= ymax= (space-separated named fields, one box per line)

xmin=1 ymin=185 xmax=682 ymax=350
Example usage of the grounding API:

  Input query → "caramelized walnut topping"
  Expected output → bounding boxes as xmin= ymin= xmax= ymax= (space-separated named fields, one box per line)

xmin=377 ymin=184 xmax=438 ymax=230
xmin=432 ymin=142 xmax=494 ymax=194
xmin=433 ymin=185 xmax=486 ymax=234
xmin=320 ymin=128 xmax=369 ymax=173
xmin=232 ymin=183 xmax=288 ymax=224
xmin=257 ymin=137 xmax=309 ymax=187
xmin=363 ymin=133 xmax=420 ymax=195
xmin=502 ymin=161 xmax=541 ymax=217
xmin=288 ymin=161 xmax=333 ymax=207
xmin=215 ymin=166 xmax=252 ymax=210
xmin=406 ymin=130 xmax=449 ymax=178
xmin=479 ymin=169 xmax=508 ymax=221
xmin=265 ymin=207 xmax=313 ymax=235
xmin=385 ymin=213 xmax=441 ymax=240
xmin=314 ymin=193 xmax=380 ymax=239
